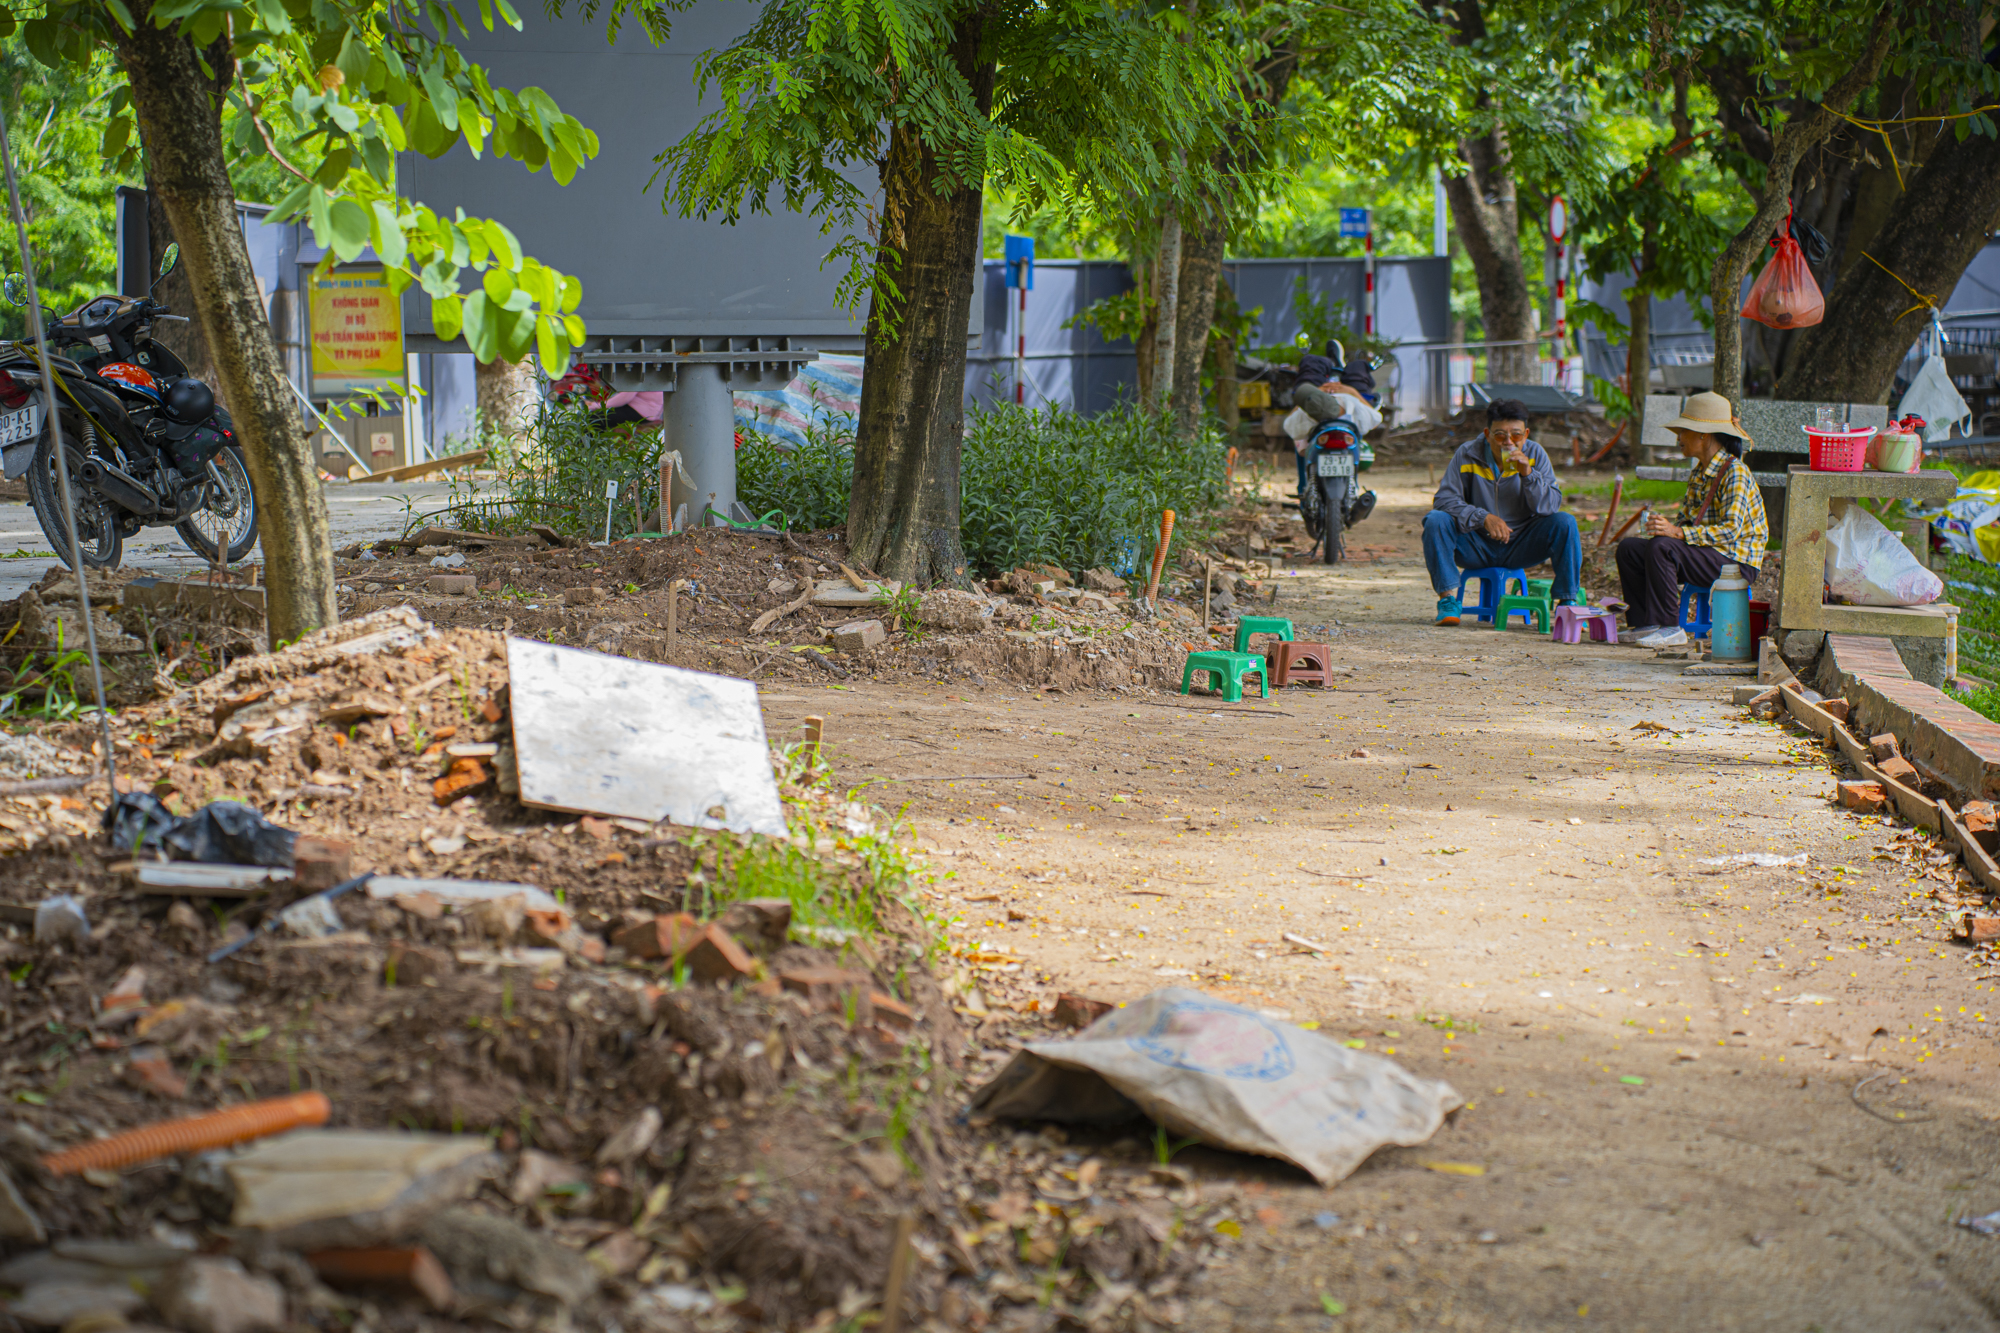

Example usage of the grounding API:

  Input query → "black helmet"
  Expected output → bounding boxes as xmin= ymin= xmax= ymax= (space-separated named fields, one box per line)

xmin=165 ymin=378 xmax=214 ymax=424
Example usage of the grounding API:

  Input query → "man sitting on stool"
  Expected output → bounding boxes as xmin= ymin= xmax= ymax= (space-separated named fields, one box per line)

xmin=1425 ymin=398 xmax=1582 ymax=626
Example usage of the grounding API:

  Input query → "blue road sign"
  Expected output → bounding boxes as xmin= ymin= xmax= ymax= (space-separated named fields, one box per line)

xmin=1004 ymin=234 xmax=1035 ymax=289
xmin=1339 ymin=208 xmax=1371 ymax=239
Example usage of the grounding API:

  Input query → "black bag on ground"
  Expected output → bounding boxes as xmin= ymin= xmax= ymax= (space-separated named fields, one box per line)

xmin=103 ymin=793 xmax=298 ymax=866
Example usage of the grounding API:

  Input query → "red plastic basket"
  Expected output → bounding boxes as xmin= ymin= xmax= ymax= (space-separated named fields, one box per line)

xmin=1804 ymin=424 xmax=1875 ymax=472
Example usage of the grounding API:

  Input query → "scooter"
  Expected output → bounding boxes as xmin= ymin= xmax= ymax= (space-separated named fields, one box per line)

xmin=1297 ymin=415 xmax=1377 ymax=565
xmin=0 ymin=242 xmax=256 ymax=570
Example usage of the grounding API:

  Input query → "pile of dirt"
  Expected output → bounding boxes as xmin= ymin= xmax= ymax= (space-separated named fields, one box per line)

xmin=321 ymin=529 xmax=1296 ymax=696
xmin=0 ymin=608 xmax=1231 ymax=1333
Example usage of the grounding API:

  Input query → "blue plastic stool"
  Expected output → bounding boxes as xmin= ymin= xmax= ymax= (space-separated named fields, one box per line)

xmin=1455 ymin=567 xmax=1527 ymax=625
xmin=1679 ymin=585 xmax=1712 ymax=638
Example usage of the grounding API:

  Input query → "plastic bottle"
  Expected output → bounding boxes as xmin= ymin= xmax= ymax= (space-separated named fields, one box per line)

xmin=1710 ymin=562 xmax=1752 ymax=661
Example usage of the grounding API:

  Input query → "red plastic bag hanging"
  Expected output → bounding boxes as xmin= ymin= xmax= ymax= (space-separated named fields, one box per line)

xmin=1740 ymin=216 xmax=1825 ymax=330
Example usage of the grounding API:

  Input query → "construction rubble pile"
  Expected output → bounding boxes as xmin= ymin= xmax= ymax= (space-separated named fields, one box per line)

xmin=311 ymin=526 xmax=1314 ymax=696
xmin=0 ymin=608 xmax=1249 ymax=1333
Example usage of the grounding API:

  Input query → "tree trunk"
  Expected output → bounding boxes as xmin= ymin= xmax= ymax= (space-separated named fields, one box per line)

xmin=1210 ymin=271 xmax=1240 ymax=438
xmin=1706 ymin=5 xmax=1894 ymax=406
xmin=1169 ymin=212 xmax=1224 ymax=438
xmin=1441 ymin=0 xmax=1535 ymax=383
xmin=1779 ymin=122 xmax=2000 ymax=403
xmin=1625 ymin=271 xmax=1651 ymax=432
xmin=1131 ymin=254 xmax=1155 ymax=406
xmin=476 ymin=356 xmax=537 ymax=443
xmin=846 ymin=13 xmax=991 ymax=585
xmin=1151 ymin=207 xmax=1182 ymax=407
xmin=116 ymin=3 xmax=334 ymax=641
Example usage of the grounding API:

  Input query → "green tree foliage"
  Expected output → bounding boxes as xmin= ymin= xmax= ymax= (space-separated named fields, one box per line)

xmin=0 ymin=39 xmax=128 ymax=337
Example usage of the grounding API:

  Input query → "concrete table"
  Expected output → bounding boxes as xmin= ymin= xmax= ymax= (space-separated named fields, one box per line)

xmin=1777 ymin=464 xmax=1958 ymax=639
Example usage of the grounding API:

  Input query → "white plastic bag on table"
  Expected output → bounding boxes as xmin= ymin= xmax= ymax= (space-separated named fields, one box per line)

xmin=967 ymin=987 xmax=1462 ymax=1185
xmin=1824 ymin=503 xmax=1944 ymax=606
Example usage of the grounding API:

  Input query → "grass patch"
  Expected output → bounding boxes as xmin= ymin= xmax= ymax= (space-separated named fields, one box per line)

xmin=1936 ymin=552 xmax=2000 ymax=682
xmin=1558 ymin=476 xmax=1685 ymax=503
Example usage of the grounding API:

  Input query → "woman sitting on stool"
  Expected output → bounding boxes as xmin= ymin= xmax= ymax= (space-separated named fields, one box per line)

xmin=1617 ymin=391 xmax=1768 ymax=647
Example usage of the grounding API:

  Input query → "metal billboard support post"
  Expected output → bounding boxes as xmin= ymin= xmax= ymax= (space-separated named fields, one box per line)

xmin=0 ymin=104 xmax=116 ymax=792
xmin=664 ymin=362 xmax=736 ymax=526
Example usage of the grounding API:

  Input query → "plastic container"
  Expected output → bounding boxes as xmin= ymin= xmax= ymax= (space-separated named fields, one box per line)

xmin=1710 ymin=562 xmax=1753 ymax=661
xmin=1749 ymin=599 xmax=1770 ymax=643
xmin=1804 ymin=423 xmax=1876 ymax=472
xmin=1869 ymin=430 xmax=1921 ymax=473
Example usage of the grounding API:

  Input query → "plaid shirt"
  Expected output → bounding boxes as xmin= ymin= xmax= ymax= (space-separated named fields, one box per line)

xmin=1676 ymin=453 xmax=1767 ymax=566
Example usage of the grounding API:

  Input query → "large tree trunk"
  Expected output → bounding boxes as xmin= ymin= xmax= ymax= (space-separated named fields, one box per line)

xmin=1210 ymin=271 xmax=1240 ymax=438
xmin=1169 ymin=211 xmax=1224 ymax=438
xmin=1705 ymin=5 xmax=1894 ymax=406
xmin=476 ymin=356 xmax=537 ymax=443
xmin=847 ymin=14 xmax=991 ymax=585
xmin=116 ymin=2 xmax=334 ymax=640
xmin=1441 ymin=0 xmax=1535 ymax=383
xmin=1779 ymin=123 xmax=2000 ymax=403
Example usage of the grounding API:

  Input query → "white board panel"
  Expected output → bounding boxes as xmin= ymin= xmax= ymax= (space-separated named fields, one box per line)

xmin=506 ymin=638 xmax=785 ymax=835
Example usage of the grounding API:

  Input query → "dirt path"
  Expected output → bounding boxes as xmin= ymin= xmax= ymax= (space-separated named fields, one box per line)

xmin=760 ymin=467 xmax=2000 ymax=1330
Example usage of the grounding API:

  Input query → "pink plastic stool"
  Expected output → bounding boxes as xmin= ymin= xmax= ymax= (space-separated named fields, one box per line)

xmin=1553 ymin=605 xmax=1619 ymax=644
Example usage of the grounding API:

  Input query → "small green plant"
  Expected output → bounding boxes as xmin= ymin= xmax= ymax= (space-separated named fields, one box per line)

xmin=1319 ymin=1294 xmax=1347 ymax=1316
xmin=1152 ymin=1122 xmax=1200 ymax=1166
xmin=877 ymin=582 xmax=923 ymax=639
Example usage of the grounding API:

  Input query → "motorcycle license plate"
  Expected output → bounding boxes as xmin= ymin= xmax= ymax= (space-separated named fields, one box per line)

xmin=0 ymin=403 xmax=40 ymax=447
xmin=1316 ymin=452 xmax=1355 ymax=478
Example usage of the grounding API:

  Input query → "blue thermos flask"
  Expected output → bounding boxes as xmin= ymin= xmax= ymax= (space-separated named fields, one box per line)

xmin=1710 ymin=562 xmax=1752 ymax=661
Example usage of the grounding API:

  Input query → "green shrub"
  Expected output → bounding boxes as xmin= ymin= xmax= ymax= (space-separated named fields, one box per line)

xmin=423 ymin=398 xmax=663 ymax=541
xmin=739 ymin=401 xmax=1226 ymax=579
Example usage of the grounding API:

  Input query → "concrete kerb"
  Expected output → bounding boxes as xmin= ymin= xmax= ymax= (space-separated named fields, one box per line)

xmin=1817 ymin=634 xmax=2000 ymax=805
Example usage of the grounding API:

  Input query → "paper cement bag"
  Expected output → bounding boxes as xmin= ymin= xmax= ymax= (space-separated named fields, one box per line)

xmin=967 ymin=988 xmax=1462 ymax=1185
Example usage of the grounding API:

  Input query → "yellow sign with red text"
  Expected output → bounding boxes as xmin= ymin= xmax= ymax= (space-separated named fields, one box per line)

xmin=308 ymin=267 xmax=404 ymax=397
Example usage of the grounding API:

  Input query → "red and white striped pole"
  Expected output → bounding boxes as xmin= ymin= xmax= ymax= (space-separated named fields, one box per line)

xmin=1363 ymin=227 xmax=1375 ymax=338
xmin=1550 ymin=195 xmax=1568 ymax=392
xmin=1015 ymin=261 xmax=1027 ymax=405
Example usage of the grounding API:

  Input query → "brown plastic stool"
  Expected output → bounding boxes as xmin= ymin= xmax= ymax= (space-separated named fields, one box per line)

xmin=1265 ymin=641 xmax=1335 ymax=687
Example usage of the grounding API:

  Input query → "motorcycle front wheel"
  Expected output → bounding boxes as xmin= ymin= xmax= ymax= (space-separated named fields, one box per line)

xmin=174 ymin=445 xmax=260 ymax=564
xmin=27 ymin=410 xmax=122 ymax=570
xmin=1320 ymin=475 xmax=1346 ymax=565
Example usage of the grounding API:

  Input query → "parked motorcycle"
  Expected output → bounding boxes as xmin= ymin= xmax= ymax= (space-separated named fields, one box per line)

xmin=1296 ymin=415 xmax=1377 ymax=565
xmin=0 ymin=243 xmax=257 ymax=570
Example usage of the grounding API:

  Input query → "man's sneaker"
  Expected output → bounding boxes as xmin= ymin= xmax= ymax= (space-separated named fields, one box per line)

xmin=1435 ymin=597 xmax=1462 ymax=626
xmin=1636 ymin=627 xmax=1688 ymax=648
xmin=1617 ymin=625 xmax=1660 ymax=644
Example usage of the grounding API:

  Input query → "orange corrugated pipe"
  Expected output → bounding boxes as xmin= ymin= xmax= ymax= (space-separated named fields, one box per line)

xmin=1226 ymin=446 xmax=1239 ymax=489
xmin=1145 ymin=510 xmax=1176 ymax=603
xmin=41 ymin=1091 xmax=331 ymax=1176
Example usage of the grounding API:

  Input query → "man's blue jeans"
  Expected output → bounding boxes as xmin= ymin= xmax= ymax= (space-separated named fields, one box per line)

xmin=1422 ymin=509 xmax=1581 ymax=601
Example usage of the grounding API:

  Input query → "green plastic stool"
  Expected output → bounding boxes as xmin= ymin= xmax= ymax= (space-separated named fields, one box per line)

xmin=1494 ymin=592 xmax=1552 ymax=633
xmin=1525 ymin=578 xmax=1554 ymax=599
xmin=1181 ymin=651 xmax=1269 ymax=702
xmin=1233 ymin=616 xmax=1295 ymax=653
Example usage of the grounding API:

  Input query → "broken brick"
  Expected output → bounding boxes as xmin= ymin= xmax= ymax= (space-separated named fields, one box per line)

xmin=579 ymin=816 xmax=615 ymax=841
xmin=1837 ymin=780 xmax=1887 ymax=813
xmin=1821 ymin=698 xmax=1851 ymax=723
xmin=779 ymin=967 xmax=874 ymax=1009
xmin=1050 ymin=993 xmax=1115 ymax=1029
xmin=1953 ymin=912 xmax=2000 ymax=944
xmin=612 ymin=913 xmax=702 ymax=961
xmin=292 ymin=836 xmax=352 ymax=893
xmin=719 ymin=897 xmax=792 ymax=952
xmin=426 ymin=575 xmax=476 ymax=597
xmin=1869 ymin=733 xmax=1900 ymax=763
xmin=99 ymin=964 xmax=148 ymax=1022
xmin=432 ymin=757 xmax=490 ymax=805
xmin=1876 ymin=755 xmax=1919 ymax=784
xmin=306 ymin=1247 xmax=455 ymax=1313
xmin=678 ymin=924 xmax=755 ymax=983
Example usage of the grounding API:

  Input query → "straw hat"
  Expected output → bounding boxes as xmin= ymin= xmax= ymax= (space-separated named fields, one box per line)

xmin=1660 ymin=391 xmax=1752 ymax=444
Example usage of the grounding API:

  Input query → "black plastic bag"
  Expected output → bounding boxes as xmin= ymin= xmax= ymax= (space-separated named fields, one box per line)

xmin=103 ymin=793 xmax=298 ymax=867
